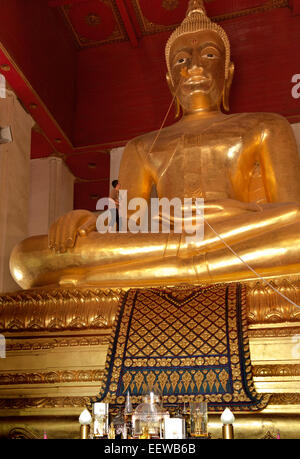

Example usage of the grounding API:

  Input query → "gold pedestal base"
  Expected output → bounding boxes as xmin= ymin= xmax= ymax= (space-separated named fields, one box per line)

xmin=1 ymin=280 xmax=300 ymax=439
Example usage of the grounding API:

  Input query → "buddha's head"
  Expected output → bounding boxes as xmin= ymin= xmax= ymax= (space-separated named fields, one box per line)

xmin=165 ymin=0 xmax=234 ymax=115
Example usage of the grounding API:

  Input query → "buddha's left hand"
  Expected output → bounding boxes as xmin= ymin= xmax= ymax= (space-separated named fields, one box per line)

xmin=48 ymin=209 xmax=97 ymax=253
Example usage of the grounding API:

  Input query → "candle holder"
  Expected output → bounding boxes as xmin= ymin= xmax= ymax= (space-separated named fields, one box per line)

xmin=190 ymin=402 xmax=208 ymax=438
xmin=79 ymin=408 xmax=92 ymax=439
xmin=222 ymin=424 xmax=234 ymax=440
xmin=92 ymin=402 xmax=109 ymax=438
xmin=124 ymin=391 xmax=133 ymax=438
xmin=80 ymin=425 xmax=90 ymax=440
xmin=221 ymin=408 xmax=235 ymax=440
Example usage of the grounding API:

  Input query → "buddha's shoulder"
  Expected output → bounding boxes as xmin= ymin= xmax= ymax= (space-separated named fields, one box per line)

xmin=124 ymin=112 xmax=290 ymax=153
xmin=227 ymin=112 xmax=290 ymax=130
xmin=124 ymin=124 xmax=175 ymax=155
xmin=127 ymin=129 xmax=160 ymax=145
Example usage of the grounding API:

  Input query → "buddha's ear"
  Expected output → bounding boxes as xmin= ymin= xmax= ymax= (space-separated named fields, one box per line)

xmin=222 ymin=61 xmax=235 ymax=112
xmin=166 ymin=72 xmax=181 ymax=119
xmin=166 ymin=72 xmax=175 ymax=95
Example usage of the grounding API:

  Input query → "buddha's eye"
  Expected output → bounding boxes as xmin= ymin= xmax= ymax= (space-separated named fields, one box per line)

xmin=202 ymin=48 xmax=220 ymax=59
xmin=177 ymin=57 xmax=186 ymax=64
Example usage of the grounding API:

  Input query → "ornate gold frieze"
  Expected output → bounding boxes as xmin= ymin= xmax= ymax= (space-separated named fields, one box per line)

xmin=5 ymin=335 xmax=110 ymax=352
xmin=0 ymin=287 xmax=120 ymax=332
xmin=2 ymin=362 xmax=299 ymax=387
xmin=1 ymin=280 xmax=300 ymax=332
xmin=0 ymin=369 xmax=104 ymax=386
xmin=268 ymin=393 xmax=300 ymax=405
xmin=7 ymin=428 xmax=39 ymax=440
xmin=248 ymin=326 xmax=300 ymax=338
xmin=1 ymin=393 xmax=300 ymax=411
xmin=253 ymin=365 xmax=300 ymax=378
xmin=246 ymin=278 xmax=300 ymax=324
xmin=0 ymin=396 xmax=93 ymax=410
xmin=260 ymin=431 xmax=278 ymax=439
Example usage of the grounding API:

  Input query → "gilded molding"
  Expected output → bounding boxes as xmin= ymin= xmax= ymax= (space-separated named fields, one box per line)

xmin=1 ymin=393 xmax=300 ymax=411
xmin=269 ymin=393 xmax=300 ymax=405
xmin=0 ymin=369 xmax=104 ymax=386
xmin=0 ymin=287 xmax=120 ymax=332
xmin=246 ymin=278 xmax=300 ymax=324
xmin=248 ymin=326 xmax=300 ymax=338
xmin=5 ymin=335 xmax=110 ymax=352
xmin=260 ymin=431 xmax=278 ymax=439
xmin=253 ymin=365 xmax=300 ymax=378
xmin=8 ymin=428 xmax=39 ymax=439
xmin=2 ymin=365 xmax=299 ymax=387
xmin=0 ymin=396 xmax=93 ymax=410
xmin=1 ymin=280 xmax=300 ymax=332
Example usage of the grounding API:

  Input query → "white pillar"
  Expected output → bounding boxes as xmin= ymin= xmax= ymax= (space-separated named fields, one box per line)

xmin=0 ymin=90 xmax=34 ymax=293
xmin=28 ymin=157 xmax=74 ymax=237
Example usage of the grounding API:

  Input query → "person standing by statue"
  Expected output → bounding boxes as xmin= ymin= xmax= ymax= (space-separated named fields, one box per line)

xmin=110 ymin=180 xmax=120 ymax=232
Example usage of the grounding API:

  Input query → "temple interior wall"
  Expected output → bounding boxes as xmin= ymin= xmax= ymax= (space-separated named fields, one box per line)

xmin=28 ymin=157 xmax=74 ymax=237
xmin=0 ymin=91 xmax=34 ymax=293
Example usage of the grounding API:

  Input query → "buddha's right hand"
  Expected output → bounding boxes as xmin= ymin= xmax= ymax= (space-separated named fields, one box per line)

xmin=48 ymin=210 xmax=97 ymax=253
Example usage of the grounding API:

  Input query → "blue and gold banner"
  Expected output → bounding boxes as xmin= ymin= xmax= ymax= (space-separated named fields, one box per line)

xmin=98 ymin=284 xmax=270 ymax=411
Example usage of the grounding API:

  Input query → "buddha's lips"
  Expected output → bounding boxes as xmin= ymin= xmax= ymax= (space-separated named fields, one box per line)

xmin=183 ymin=75 xmax=211 ymax=85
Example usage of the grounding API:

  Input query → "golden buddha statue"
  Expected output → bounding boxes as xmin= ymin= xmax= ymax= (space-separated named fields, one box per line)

xmin=10 ymin=0 xmax=300 ymax=290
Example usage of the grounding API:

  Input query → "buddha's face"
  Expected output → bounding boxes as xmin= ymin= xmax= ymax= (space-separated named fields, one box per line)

xmin=168 ymin=30 xmax=227 ymax=114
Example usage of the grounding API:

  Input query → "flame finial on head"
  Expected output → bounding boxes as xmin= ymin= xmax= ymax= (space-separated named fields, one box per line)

xmin=187 ymin=0 xmax=206 ymax=16
xmin=165 ymin=0 xmax=231 ymax=83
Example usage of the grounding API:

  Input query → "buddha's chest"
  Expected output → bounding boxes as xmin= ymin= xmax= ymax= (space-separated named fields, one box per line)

xmin=149 ymin=132 xmax=244 ymax=199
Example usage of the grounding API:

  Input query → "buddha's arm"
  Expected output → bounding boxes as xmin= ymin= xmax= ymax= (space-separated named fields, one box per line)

xmin=47 ymin=139 xmax=153 ymax=254
xmin=118 ymin=138 xmax=153 ymax=210
xmin=258 ymin=115 xmax=300 ymax=202
xmin=9 ymin=138 xmax=159 ymax=289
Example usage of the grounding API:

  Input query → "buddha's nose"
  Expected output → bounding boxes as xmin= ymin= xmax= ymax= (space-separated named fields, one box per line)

xmin=189 ymin=64 xmax=204 ymax=75
xmin=190 ymin=49 xmax=204 ymax=73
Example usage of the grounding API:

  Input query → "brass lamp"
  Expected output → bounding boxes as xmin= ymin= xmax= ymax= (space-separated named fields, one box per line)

xmin=221 ymin=408 xmax=235 ymax=439
xmin=79 ymin=408 xmax=92 ymax=439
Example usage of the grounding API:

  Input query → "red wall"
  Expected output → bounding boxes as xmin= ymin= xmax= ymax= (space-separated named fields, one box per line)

xmin=74 ymin=30 xmax=176 ymax=147
xmin=0 ymin=0 xmax=77 ymax=141
xmin=228 ymin=8 xmax=300 ymax=118
xmin=74 ymin=7 xmax=300 ymax=147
